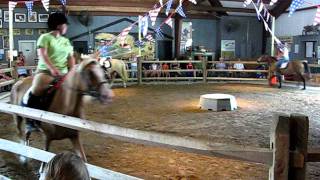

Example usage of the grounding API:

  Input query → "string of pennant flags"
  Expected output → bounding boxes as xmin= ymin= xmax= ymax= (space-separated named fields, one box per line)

xmin=8 ymin=0 xmax=66 ymax=14
xmin=243 ymin=0 xmax=320 ymax=48
xmin=113 ymin=0 xmax=197 ymax=46
xmin=8 ymin=0 xmax=197 ymax=46
xmin=117 ymin=0 xmax=197 ymax=45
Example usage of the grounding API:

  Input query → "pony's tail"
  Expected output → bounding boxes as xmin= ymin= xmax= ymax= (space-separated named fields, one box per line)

xmin=302 ymin=61 xmax=312 ymax=79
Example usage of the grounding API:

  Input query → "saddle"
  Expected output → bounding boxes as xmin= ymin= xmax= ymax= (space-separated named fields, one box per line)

xmin=99 ymin=57 xmax=112 ymax=71
xmin=279 ymin=62 xmax=289 ymax=69
xmin=21 ymin=78 xmax=60 ymax=110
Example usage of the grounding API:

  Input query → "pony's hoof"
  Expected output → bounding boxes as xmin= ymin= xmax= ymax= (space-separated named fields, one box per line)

xmin=302 ymin=88 xmax=306 ymax=90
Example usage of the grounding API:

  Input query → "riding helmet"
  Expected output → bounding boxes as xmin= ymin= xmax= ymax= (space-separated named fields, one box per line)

xmin=47 ymin=12 xmax=68 ymax=31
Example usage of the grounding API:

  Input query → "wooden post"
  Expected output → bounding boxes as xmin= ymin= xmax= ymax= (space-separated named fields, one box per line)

xmin=288 ymin=114 xmax=309 ymax=180
xmin=9 ymin=5 xmax=14 ymax=68
xmin=202 ymin=58 xmax=207 ymax=83
xmin=269 ymin=115 xmax=290 ymax=180
xmin=137 ymin=57 xmax=142 ymax=85
xmin=12 ymin=61 xmax=18 ymax=81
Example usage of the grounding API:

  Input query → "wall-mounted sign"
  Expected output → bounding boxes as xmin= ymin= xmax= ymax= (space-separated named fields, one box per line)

xmin=221 ymin=40 xmax=235 ymax=59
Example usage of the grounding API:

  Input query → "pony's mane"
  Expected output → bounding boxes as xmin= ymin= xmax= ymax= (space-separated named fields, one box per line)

xmin=78 ymin=54 xmax=99 ymax=72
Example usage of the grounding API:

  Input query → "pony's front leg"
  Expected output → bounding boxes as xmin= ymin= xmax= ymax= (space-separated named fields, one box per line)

xmin=70 ymin=135 xmax=87 ymax=162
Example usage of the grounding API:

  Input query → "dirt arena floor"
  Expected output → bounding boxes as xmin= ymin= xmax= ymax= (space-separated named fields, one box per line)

xmin=0 ymin=83 xmax=320 ymax=179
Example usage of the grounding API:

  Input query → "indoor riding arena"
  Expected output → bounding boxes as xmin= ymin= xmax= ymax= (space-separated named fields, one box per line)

xmin=0 ymin=0 xmax=320 ymax=180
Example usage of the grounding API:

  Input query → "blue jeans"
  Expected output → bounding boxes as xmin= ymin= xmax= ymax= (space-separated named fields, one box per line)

xmin=276 ymin=59 xmax=289 ymax=68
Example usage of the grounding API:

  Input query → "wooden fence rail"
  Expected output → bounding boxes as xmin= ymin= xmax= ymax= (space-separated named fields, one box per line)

xmin=0 ymin=102 xmax=319 ymax=179
xmin=0 ymin=138 xmax=140 ymax=180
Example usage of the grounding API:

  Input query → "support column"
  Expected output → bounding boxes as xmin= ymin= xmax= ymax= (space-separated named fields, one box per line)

xmin=9 ymin=7 xmax=14 ymax=68
xmin=174 ymin=18 xmax=182 ymax=59
xmin=271 ymin=17 xmax=276 ymax=56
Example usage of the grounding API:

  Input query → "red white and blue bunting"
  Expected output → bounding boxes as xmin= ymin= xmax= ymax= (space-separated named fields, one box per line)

xmin=41 ymin=0 xmax=50 ymax=12
xmin=25 ymin=1 xmax=34 ymax=15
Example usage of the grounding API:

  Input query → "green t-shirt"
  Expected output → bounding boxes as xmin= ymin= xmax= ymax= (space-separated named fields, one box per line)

xmin=37 ymin=33 xmax=73 ymax=74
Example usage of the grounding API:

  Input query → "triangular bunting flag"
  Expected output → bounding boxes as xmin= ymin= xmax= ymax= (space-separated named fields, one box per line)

xmin=149 ymin=6 xmax=161 ymax=26
xmin=314 ymin=6 xmax=320 ymax=25
xmin=159 ymin=0 xmax=163 ymax=6
xmin=119 ymin=26 xmax=133 ymax=46
xmin=179 ymin=0 xmax=183 ymax=6
xmin=135 ymin=40 xmax=145 ymax=47
xmin=176 ymin=5 xmax=186 ymax=18
xmin=289 ymin=0 xmax=305 ymax=17
xmin=146 ymin=34 xmax=155 ymax=42
xmin=258 ymin=2 xmax=264 ymax=14
xmin=166 ymin=0 xmax=173 ymax=15
xmin=140 ymin=16 xmax=149 ymax=37
xmin=266 ymin=13 xmax=270 ymax=22
xmin=188 ymin=0 xmax=197 ymax=4
xmin=270 ymin=0 xmax=278 ymax=6
xmin=263 ymin=21 xmax=269 ymax=31
xmin=243 ymin=0 xmax=252 ymax=7
xmin=41 ymin=0 xmax=50 ymax=12
xmin=165 ymin=18 xmax=173 ymax=28
xmin=8 ymin=1 xmax=17 ymax=11
xmin=25 ymin=1 xmax=33 ymax=15
xmin=60 ymin=0 xmax=67 ymax=6
xmin=155 ymin=27 xmax=164 ymax=39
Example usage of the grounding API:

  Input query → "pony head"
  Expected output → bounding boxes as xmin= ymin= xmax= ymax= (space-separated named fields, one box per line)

xmin=77 ymin=55 xmax=113 ymax=104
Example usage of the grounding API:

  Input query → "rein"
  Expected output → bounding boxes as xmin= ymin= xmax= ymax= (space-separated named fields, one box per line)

xmin=47 ymin=65 xmax=108 ymax=98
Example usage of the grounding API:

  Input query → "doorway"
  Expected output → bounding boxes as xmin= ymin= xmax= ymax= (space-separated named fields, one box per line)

xmin=73 ymin=41 xmax=88 ymax=54
xmin=18 ymin=40 xmax=37 ymax=66
xmin=157 ymin=40 xmax=173 ymax=60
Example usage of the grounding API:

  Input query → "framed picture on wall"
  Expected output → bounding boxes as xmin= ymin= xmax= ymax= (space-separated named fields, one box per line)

xmin=28 ymin=12 xmax=37 ymax=22
xmin=4 ymin=11 xmax=9 ymax=22
xmin=305 ymin=41 xmax=315 ymax=58
xmin=15 ymin=13 xmax=26 ymax=23
xmin=3 ymin=36 xmax=9 ymax=49
xmin=38 ymin=14 xmax=49 ymax=22
xmin=25 ymin=29 xmax=33 ymax=35
xmin=38 ymin=29 xmax=47 ymax=35
xmin=13 ymin=29 xmax=21 ymax=35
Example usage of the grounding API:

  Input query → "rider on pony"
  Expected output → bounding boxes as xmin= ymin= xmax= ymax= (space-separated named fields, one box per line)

xmin=26 ymin=12 xmax=76 ymax=131
xmin=275 ymin=42 xmax=290 ymax=71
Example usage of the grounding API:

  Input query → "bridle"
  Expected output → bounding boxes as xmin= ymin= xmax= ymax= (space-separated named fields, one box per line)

xmin=47 ymin=63 xmax=109 ymax=99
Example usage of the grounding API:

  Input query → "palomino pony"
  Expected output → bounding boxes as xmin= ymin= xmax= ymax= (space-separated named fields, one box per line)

xmin=257 ymin=55 xmax=311 ymax=90
xmin=101 ymin=58 xmax=128 ymax=88
xmin=10 ymin=56 xmax=113 ymax=164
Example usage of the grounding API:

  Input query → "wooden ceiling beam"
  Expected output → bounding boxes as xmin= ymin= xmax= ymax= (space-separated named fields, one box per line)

xmin=190 ymin=5 xmax=255 ymax=13
xmin=269 ymin=0 xmax=292 ymax=18
xmin=208 ymin=0 xmax=228 ymax=16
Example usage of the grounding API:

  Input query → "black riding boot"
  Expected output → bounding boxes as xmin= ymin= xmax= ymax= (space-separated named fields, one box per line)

xmin=25 ymin=93 xmax=41 ymax=132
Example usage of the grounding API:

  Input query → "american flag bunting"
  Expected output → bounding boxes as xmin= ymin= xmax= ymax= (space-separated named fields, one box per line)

xmin=60 ymin=0 xmax=67 ymax=6
xmin=25 ymin=1 xmax=33 ymax=15
xmin=165 ymin=18 xmax=173 ymax=28
xmin=289 ymin=0 xmax=305 ymax=17
xmin=149 ymin=6 xmax=162 ymax=26
xmin=9 ymin=1 xmax=17 ymax=11
xmin=166 ymin=0 xmax=173 ymax=15
xmin=119 ymin=26 xmax=133 ymax=46
xmin=155 ymin=27 xmax=164 ymax=39
xmin=314 ymin=6 xmax=320 ymax=25
xmin=176 ymin=5 xmax=186 ymax=18
xmin=41 ymin=0 xmax=50 ymax=12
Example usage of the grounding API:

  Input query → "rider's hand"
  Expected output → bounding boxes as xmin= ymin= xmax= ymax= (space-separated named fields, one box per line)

xmin=50 ymin=68 xmax=61 ymax=77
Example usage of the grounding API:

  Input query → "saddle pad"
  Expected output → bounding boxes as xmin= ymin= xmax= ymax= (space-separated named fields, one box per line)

xmin=280 ymin=62 xmax=288 ymax=69
xmin=22 ymin=88 xmax=32 ymax=106
xmin=99 ymin=57 xmax=112 ymax=69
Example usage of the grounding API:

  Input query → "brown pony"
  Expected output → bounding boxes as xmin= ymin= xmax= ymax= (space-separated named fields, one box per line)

xmin=257 ymin=55 xmax=311 ymax=90
xmin=10 ymin=57 xmax=113 ymax=165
